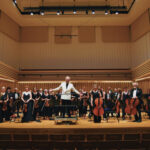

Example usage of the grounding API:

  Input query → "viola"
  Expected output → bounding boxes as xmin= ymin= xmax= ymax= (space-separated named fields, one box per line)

xmin=93 ymin=98 xmax=104 ymax=116
xmin=125 ymin=99 xmax=131 ymax=114
xmin=130 ymin=98 xmax=139 ymax=115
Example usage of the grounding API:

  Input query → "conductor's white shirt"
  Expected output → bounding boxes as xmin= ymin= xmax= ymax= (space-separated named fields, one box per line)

xmin=53 ymin=82 xmax=80 ymax=100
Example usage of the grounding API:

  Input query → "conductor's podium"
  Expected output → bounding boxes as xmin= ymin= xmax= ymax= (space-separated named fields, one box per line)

xmin=54 ymin=105 xmax=78 ymax=124
xmin=55 ymin=115 xmax=78 ymax=124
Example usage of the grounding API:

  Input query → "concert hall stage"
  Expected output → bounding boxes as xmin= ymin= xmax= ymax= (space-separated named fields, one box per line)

xmin=0 ymin=117 xmax=150 ymax=150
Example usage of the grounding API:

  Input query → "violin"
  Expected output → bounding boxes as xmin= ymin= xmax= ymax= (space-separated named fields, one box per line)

xmin=93 ymin=98 xmax=104 ymax=116
xmin=130 ymin=98 xmax=139 ymax=115
xmin=125 ymin=99 xmax=131 ymax=114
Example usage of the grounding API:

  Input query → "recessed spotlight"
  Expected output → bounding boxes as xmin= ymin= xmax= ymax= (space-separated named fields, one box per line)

xmin=92 ymin=10 xmax=95 ymax=15
xmin=57 ymin=11 xmax=60 ymax=15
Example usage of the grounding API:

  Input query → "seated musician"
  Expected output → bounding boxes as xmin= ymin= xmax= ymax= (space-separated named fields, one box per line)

xmin=51 ymin=76 xmax=80 ymax=118
xmin=130 ymin=82 xmax=143 ymax=122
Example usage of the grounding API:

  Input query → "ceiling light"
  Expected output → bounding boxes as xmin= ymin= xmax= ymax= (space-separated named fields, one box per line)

xmin=92 ymin=10 xmax=95 ymax=14
xmin=57 ymin=11 xmax=60 ymax=15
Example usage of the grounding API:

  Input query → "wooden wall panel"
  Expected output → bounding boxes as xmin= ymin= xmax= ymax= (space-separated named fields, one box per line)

xmin=0 ymin=11 xmax=20 ymax=41
xmin=18 ymin=81 xmax=132 ymax=92
xmin=132 ymin=59 xmax=150 ymax=79
xmin=20 ymin=27 xmax=49 ymax=42
xmin=101 ymin=26 xmax=130 ymax=42
xmin=138 ymin=79 xmax=150 ymax=94
xmin=131 ymin=9 xmax=150 ymax=42
xmin=55 ymin=26 xmax=72 ymax=44
xmin=78 ymin=26 xmax=96 ymax=43
xmin=20 ymin=27 xmax=131 ymax=69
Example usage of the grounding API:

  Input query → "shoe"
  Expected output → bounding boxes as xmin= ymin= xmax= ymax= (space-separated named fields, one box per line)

xmin=137 ymin=120 xmax=142 ymax=122
xmin=132 ymin=120 xmax=137 ymax=122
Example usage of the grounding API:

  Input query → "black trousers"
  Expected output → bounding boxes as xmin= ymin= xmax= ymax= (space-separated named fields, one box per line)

xmin=94 ymin=115 xmax=101 ymax=123
xmin=134 ymin=104 xmax=142 ymax=121
xmin=61 ymin=100 xmax=71 ymax=117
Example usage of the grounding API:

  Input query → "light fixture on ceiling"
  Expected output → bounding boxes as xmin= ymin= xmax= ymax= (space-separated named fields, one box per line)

xmin=92 ymin=10 xmax=95 ymax=14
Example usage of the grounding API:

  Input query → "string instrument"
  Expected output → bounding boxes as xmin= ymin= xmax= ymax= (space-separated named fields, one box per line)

xmin=34 ymin=99 xmax=39 ymax=109
xmin=82 ymin=95 xmax=88 ymax=106
xmin=44 ymin=99 xmax=50 ymax=107
xmin=24 ymin=103 xmax=28 ymax=112
xmin=9 ymin=97 xmax=13 ymax=108
xmin=115 ymin=99 xmax=120 ymax=114
xmin=146 ymin=95 xmax=150 ymax=112
xmin=93 ymin=98 xmax=104 ymax=116
xmin=2 ymin=100 xmax=8 ymax=111
xmin=130 ymin=98 xmax=139 ymax=115
xmin=125 ymin=99 xmax=131 ymax=114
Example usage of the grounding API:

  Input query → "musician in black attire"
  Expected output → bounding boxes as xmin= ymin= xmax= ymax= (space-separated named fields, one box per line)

xmin=91 ymin=84 xmax=101 ymax=123
xmin=21 ymin=87 xmax=33 ymax=122
xmin=41 ymin=89 xmax=50 ymax=119
xmin=145 ymin=93 xmax=150 ymax=119
xmin=54 ymin=92 xmax=61 ymax=116
xmin=0 ymin=87 xmax=9 ymax=122
xmin=32 ymin=88 xmax=40 ymax=121
xmin=130 ymin=82 xmax=143 ymax=122
xmin=13 ymin=88 xmax=21 ymax=118
xmin=38 ymin=88 xmax=43 ymax=117
xmin=121 ymin=87 xmax=130 ymax=120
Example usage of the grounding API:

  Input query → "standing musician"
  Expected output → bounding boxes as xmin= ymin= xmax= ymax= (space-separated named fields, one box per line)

xmin=13 ymin=88 xmax=21 ymax=118
xmin=145 ymin=90 xmax=150 ymax=119
xmin=38 ymin=88 xmax=44 ymax=117
xmin=91 ymin=84 xmax=102 ymax=123
xmin=51 ymin=76 xmax=80 ymax=118
xmin=0 ymin=87 xmax=9 ymax=122
xmin=21 ymin=87 xmax=33 ymax=123
xmin=32 ymin=87 xmax=40 ymax=121
xmin=121 ymin=87 xmax=130 ymax=120
xmin=81 ymin=87 xmax=89 ymax=119
xmin=41 ymin=89 xmax=51 ymax=120
xmin=130 ymin=82 xmax=143 ymax=122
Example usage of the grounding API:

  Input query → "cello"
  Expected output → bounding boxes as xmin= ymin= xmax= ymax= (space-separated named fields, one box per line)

xmin=93 ymin=98 xmax=104 ymax=117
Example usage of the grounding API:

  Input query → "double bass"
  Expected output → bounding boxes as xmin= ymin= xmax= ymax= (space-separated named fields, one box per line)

xmin=146 ymin=95 xmax=150 ymax=112
xmin=93 ymin=98 xmax=104 ymax=117
xmin=115 ymin=99 xmax=120 ymax=114
xmin=130 ymin=98 xmax=139 ymax=115
xmin=125 ymin=99 xmax=131 ymax=114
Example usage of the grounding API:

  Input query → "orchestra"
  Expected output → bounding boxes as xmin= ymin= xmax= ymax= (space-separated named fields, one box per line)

xmin=0 ymin=81 xmax=150 ymax=124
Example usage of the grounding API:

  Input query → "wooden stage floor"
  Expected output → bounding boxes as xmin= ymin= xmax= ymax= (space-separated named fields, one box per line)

xmin=0 ymin=117 xmax=150 ymax=129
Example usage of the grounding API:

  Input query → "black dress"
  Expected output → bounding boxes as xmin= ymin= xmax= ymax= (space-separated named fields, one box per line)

xmin=82 ymin=92 xmax=88 ymax=115
xmin=22 ymin=91 xmax=33 ymax=122
xmin=91 ymin=90 xmax=101 ymax=123
xmin=0 ymin=92 xmax=9 ymax=122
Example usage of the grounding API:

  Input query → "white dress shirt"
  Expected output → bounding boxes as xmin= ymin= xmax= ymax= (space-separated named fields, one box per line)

xmin=53 ymin=82 xmax=80 ymax=100
xmin=133 ymin=89 xmax=137 ymax=98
